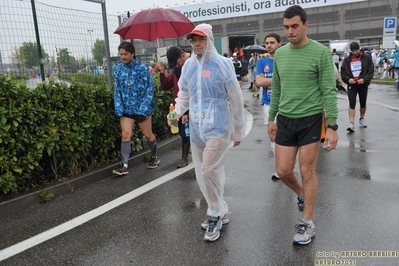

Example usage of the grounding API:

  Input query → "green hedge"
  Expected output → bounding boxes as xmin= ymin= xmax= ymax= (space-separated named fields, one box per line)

xmin=59 ymin=72 xmax=108 ymax=85
xmin=0 ymin=73 xmax=173 ymax=196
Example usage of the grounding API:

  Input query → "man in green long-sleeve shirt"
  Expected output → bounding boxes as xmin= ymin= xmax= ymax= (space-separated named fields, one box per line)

xmin=267 ymin=5 xmax=338 ymax=245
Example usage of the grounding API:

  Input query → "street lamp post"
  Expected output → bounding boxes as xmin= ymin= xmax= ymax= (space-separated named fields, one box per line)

xmin=87 ymin=29 xmax=93 ymax=66
xmin=80 ymin=33 xmax=88 ymax=66
xmin=0 ymin=50 xmax=3 ymax=75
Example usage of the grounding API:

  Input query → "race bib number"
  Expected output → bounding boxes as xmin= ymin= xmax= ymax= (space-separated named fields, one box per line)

xmin=190 ymin=103 xmax=214 ymax=126
xmin=351 ymin=61 xmax=361 ymax=78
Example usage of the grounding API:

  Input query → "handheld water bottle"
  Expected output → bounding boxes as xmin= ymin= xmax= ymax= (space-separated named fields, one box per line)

xmin=169 ymin=104 xmax=179 ymax=134
xmin=184 ymin=122 xmax=190 ymax=137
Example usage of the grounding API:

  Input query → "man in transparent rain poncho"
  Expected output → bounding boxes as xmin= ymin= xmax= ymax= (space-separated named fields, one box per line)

xmin=168 ymin=24 xmax=246 ymax=242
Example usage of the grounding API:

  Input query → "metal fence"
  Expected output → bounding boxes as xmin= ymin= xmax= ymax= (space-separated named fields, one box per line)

xmin=0 ymin=0 xmax=123 ymax=76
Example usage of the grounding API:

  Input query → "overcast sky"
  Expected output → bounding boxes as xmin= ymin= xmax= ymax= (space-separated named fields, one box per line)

xmin=36 ymin=0 xmax=215 ymax=15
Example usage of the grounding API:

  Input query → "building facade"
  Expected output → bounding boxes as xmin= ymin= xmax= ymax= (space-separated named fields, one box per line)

xmin=133 ymin=0 xmax=399 ymax=61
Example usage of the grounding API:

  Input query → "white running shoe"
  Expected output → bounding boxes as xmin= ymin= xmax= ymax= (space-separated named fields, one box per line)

xmin=347 ymin=123 xmax=355 ymax=133
xmin=201 ymin=214 xmax=229 ymax=230
xmin=359 ymin=118 xmax=367 ymax=128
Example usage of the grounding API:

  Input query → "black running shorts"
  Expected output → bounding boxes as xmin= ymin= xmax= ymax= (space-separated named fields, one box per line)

xmin=275 ymin=113 xmax=323 ymax=147
xmin=122 ymin=114 xmax=149 ymax=123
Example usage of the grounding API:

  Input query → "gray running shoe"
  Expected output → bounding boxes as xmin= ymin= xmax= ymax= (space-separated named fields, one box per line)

xmin=359 ymin=118 xmax=367 ymax=128
xmin=347 ymin=122 xmax=355 ymax=133
xmin=204 ymin=216 xmax=223 ymax=242
xmin=201 ymin=214 xmax=229 ymax=230
xmin=293 ymin=222 xmax=315 ymax=245
xmin=112 ymin=166 xmax=129 ymax=176
xmin=147 ymin=156 xmax=160 ymax=169
xmin=297 ymin=197 xmax=304 ymax=213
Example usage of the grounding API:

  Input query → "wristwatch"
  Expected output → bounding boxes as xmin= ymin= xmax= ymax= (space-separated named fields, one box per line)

xmin=327 ymin=124 xmax=338 ymax=131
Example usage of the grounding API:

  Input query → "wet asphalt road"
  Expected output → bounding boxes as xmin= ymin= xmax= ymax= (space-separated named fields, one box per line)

xmin=1 ymin=82 xmax=399 ymax=266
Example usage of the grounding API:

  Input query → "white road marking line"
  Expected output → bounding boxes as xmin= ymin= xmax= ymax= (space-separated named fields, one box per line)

xmin=0 ymin=110 xmax=253 ymax=262
xmin=0 ymin=165 xmax=193 ymax=262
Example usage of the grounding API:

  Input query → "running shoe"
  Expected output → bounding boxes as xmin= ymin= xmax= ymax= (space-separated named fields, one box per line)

xmin=112 ymin=166 xmax=129 ymax=176
xmin=359 ymin=118 xmax=367 ymax=128
xmin=293 ymin=221 xmax=315 ymax=245
xmin=201 ymin=214 xmax=229 ymax=230
xmin=297 ymin=197 xmax=304 ymax=213
xmin=347 ymin=122 xmax=355 ymax=133
xmin=147 ymin=156 xmax=160 ymax=169
xmin=204 ymin=216 xmax=223 ymax=242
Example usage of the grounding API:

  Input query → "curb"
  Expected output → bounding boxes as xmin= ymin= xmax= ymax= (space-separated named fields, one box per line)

xmin=0 ymin=136 xmax=181 ymax=217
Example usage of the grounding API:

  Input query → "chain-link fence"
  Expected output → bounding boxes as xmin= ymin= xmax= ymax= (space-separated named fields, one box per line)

xmin=0 ymin=0 xmax=123 ymax=77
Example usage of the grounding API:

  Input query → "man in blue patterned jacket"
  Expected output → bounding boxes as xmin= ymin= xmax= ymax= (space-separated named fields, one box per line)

xmin=112 ymin=42 xmax=160 ymax=176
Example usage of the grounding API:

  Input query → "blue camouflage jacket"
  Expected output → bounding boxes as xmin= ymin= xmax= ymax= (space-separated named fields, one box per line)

xmin=114 ymin=59 xmax=154 ymax=117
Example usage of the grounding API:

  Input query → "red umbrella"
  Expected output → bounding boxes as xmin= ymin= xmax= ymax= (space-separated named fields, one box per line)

xmin=114 ymin=8 xmax=194 ymax=45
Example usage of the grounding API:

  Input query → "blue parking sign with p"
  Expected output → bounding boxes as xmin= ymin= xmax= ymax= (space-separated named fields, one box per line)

xmin=383 ymin=17 xmax=397 ymax=36
xmin=385 ymin=18 xmax=396 ymax=28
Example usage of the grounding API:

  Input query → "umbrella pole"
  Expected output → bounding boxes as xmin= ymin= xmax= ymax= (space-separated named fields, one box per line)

xmin=157 ymin=38 xmax=159 ymax=49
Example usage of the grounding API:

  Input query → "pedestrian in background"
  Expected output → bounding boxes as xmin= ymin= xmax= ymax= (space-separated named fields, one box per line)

xmin=159 ymin=46 xmax=192 ymax=168
xmin=169 ymin=23 xmax=245 ymax=242
xmin=388 ymin=40 xmax=399 ymax=89
xmin=255 ymin=32 xmax=282 ymax=179
xmin=341 ymin=41 xmax=374 ymax=133
xmin=232 ymin=53 xmax=243 ymax=89
xmin=241 ymin=55 xmax=249 ymax=82
xmin=267 ymin=5 xmax=338 ymax=245
xmin=332 ymin=48 xmax=341 ymax=72
xmin=112 ymin=42 xmax=160 ymax=176
xmin=248 ymin=53 xmax=258 ymax=91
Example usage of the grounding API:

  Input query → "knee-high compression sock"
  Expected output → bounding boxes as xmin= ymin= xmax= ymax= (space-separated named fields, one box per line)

xmin=121 ymin=141 xmax=131 ymax=167
xmin=147 ymin=138 xmax=157 ymax=157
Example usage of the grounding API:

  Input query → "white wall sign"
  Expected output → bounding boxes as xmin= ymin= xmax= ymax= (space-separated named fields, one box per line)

xmin=382 ymin=36 xmax=395 ymax=49
xmin=173 ymin=0 xmax=367 ymax=22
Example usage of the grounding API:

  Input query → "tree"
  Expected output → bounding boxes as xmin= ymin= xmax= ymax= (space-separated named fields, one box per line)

xmin=19 ymin=42 xmax=48 ymax=69
xmin=0 ymin=50 xmax=3 ymax=73
xmin=79 ymin=57 xmax=86 ymax=68
xmin=92 ymin=39 xmax=105 ymax=66
xmin=11 ymin=46 xmax=25 ymax=73
xmin=59 ymin=48 xmax=77 ymax=71
xmin=50 ymin=56 xmax=58 ymax=68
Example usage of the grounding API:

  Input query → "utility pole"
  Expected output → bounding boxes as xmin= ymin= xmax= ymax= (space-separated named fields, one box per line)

xmin=0 ymin=50 xmax=3 ymax=75
xmin=100 ymin=1 xmax=113 ymax=88
xmin=30 ymin=0 xmax=45 ymax=82
xmin=87 ymin=29 xmax=93 ymax=65
xmin=31 ymin=0 xmax=57 ymax=178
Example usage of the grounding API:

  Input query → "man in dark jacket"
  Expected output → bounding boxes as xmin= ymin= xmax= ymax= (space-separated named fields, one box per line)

xmin=340 ymin=42 xmax=374 ymax=133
